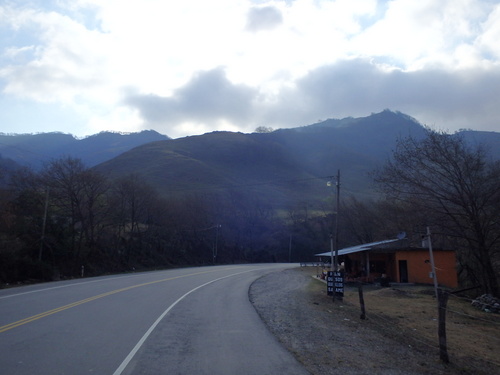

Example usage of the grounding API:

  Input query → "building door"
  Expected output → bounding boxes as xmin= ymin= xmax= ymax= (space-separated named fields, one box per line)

xmin=399 ymin=260 xmax=408 ymax=283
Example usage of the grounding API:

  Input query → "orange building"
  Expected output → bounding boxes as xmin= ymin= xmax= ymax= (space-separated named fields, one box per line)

xmin=316 ymin=239 xmax=458 ymax=288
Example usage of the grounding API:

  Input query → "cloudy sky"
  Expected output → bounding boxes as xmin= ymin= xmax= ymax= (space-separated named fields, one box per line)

xmin=1 ymin=0 xmax=500 ymax=138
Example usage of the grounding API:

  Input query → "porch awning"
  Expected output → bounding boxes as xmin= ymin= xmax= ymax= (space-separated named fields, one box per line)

xmin=314 ymin=238 xmax=403 ymax=257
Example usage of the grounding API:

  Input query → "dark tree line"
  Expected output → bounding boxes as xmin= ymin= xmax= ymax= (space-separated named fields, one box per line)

xmin=0 ymin=157 xmax=325 ymax=283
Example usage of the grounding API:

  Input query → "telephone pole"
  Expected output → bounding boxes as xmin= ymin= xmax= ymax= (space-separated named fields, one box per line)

xmin=39 ymin=188 xmax=49 ymax=262
xmin=334 ymin=169 xmax=340 ymax=271
xmin=328 ymin=170 xmax=341 ymax=271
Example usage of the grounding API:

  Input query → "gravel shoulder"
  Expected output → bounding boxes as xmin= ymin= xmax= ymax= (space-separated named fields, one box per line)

xmin=249 ymin=267 xmax=497 ymax=375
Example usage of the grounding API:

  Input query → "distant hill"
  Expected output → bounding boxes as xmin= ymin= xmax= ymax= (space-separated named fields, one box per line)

xmin=94 ymin=110 xmax=500 ymax=207
xmin=96 ymin=130 xmax=322 ymax=207
xmin=0 ymin=130 xmax=170 ymax=169
xmin=94 ymin=111 xmax=429 ymax=206
xmin=3 ymin=111 xmax=498 ymax=207
xmin=260 ymin=110 xmax=428 ymax=197
xmin=457 ymin=130 xmax=500 ymax=161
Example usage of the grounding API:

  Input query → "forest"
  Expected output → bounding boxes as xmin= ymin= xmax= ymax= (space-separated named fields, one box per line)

xmin=0 ymin=129 xmax=499 ymax=297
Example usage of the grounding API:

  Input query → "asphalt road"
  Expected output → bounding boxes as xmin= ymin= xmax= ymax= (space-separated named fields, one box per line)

xmin=0 ymin=264 xmax=309 ymax=375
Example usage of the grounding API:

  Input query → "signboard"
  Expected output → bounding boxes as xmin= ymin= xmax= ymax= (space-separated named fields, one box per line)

xmin=327 ymin=271 xmax=334 ymax=296
xmin=334 ymin=271 xmax=344 ymax=298
xmin=327 ymin=271 xmax=344 ymax=298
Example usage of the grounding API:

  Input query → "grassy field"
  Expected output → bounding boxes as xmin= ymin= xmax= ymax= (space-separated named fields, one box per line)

xmin=305 ymin=267 xmax=500 ymax=374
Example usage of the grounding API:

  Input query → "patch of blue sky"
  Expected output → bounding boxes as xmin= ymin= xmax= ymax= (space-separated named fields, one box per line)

xmin=0 ymin=94 xmax=86 ymax=135
xmin=63 ymin=3 xmax=104 ymax=32
xmin=356 ymin=0 xmax=389 ymax=30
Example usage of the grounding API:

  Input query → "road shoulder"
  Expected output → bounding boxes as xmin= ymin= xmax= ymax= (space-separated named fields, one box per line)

xmin=249 ymin=267 xmax=457 ymax=375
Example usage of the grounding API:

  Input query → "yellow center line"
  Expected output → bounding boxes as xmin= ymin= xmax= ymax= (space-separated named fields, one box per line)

xmin=0 ymin=266 xmax=241 ymax=333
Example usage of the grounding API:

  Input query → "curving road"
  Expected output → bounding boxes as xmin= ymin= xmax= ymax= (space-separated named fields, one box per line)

xmin=0 ymin=264 xmax=309 ymax=375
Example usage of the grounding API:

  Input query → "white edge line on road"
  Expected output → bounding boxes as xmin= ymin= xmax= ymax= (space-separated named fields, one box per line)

xmin=112 ymin=268 xmax=262 ymax=375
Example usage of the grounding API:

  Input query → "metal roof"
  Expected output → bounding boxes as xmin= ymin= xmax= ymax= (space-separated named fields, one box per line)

xmin=314 ymin=238 xmax=403 ymax=257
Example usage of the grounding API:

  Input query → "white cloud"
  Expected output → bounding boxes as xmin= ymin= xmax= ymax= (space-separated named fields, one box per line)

xmin=0 ymin=0 xmax=499 ymax=138
xmin=0 ymin=6 xmax=112 ymax=103
xmin=348 ymin=0 xmax=491 ymax=69
xmin=477 ymin=3 xmax=500 ymax=60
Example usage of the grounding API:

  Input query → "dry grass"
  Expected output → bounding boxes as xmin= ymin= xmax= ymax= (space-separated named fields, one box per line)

xmin=317 ymin=270 xmax=500 ymax=373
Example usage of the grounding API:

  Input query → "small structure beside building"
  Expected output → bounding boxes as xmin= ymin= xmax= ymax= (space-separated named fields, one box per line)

xmin=315 ymin=238 xmax=458 ymax=288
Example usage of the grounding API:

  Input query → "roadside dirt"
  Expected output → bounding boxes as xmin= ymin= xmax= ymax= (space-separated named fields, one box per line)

xmin=249 ymin=267 xmax=500 ymax=375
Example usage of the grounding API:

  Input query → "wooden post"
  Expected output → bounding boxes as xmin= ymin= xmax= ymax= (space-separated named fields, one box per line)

xmin=437 ymin=288 xmax=449 ymax=363
xmin=39 ymin=188 xmax=49 ymax=262
xmin=358 ymin=281 xmax=366 ymax=320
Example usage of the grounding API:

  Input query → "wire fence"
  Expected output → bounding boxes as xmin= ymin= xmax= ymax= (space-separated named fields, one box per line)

xmin=339 ymin=281 xmax=500 ymax=373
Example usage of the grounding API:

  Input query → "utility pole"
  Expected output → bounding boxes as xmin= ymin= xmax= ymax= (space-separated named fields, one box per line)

xmin=328 ymin=170 xmax=341 ymax=271
xmin=39 ymin=188 xmax=49 ymax=262
xmin=334 ymin=169 xmax=340 ymax=271
xmin=327 ymin=170 xmax=343 ymax=302
xmin=425 ymin=226 xmax=439 ymax=300
xmin=213 ymin=224 xmax=220 ymax=264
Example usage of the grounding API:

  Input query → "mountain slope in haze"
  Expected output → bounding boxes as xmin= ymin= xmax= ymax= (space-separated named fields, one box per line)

xmin=96 ymin=130 xmax=321 ymax=206
xmin=458 ymin=130 xmax=500 ymax=160
xmin=0 ymin=130 xmax=170 ymax=169
xmin=5 ymin=110 xmax=497 ymax=207
xmin=94 ymin=110 xmax=430 ymax=206
xmin=262 ymin=110 xmax=428 ymax=194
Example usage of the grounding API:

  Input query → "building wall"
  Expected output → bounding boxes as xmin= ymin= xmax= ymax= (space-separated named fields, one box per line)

xmin=395 ymin=250 xmax=458 ymax=288
xmin=344 ymin=252 xmax=396 ymax=281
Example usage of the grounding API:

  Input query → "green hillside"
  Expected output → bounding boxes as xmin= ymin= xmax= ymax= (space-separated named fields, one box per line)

xmin=95 ymin=110 xmax=428 ymax=207
xmin=96 ymin=131 xmax=323 ymax=207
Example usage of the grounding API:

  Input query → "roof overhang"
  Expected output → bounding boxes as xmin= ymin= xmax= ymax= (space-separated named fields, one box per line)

xmin=315 ymin=238 xmax=404 ymax=257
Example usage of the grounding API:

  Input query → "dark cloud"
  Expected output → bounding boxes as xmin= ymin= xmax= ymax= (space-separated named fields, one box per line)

xmin=245 ymin=6 xmax=283 ymax=32
xmin=268 ymin=59 xmax=500 ymax=131
xmin=125 ymin=67 xmax=257 ymax=126
xmin=126 ymin=60 xmax=500 ymax=136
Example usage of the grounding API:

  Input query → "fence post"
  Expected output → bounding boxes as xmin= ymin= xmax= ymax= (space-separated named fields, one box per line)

xmin=437 ymin=288 xmax=449 ymax=363
xmin=358 ymin=281 xmax=366 ymax=320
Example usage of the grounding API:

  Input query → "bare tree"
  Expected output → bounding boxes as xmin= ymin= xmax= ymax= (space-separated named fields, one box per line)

xmin=42 ymin=157 xmax=108 ymax=267
xmin=254 ymin=126 xmax=274 ymax=133
xmin=375 ymin=130 xmax=500 ymax=296
xmin=108 ymin=174 xmax=167 ymax=264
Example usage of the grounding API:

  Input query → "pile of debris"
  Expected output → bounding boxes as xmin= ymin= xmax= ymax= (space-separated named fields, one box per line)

xmin=471 ymin=294 xmax=500 ymax=313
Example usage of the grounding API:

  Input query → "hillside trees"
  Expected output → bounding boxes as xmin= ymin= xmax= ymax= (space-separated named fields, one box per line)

xmin=40 ymin=157 xmax=110 ymax=270
xmin=287 ymin=202 xmax=332 ymax=261
xmin=375 ymin=130 xmax=500 ymax=296
xmin=2 ymin=167 xmax=51 ymax=280
xmin=341 ymin=197 xmax=431 ymax=245
xmin=108 ymin=174 xmax=167 ymax=265
xmin=1 ymin=156 xmax=303 ymax=283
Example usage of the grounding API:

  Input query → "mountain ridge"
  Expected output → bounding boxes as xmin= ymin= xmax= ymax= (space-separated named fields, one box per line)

xmin=94 ymin=110 xmax=500 ymax=207
xmin=0 ymin=130 xmax=170 ymax=169
xmin=93 ymin=111 xmax=429 ymax=205
xmin=2 ymin=111 xmax=499 ymax=206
